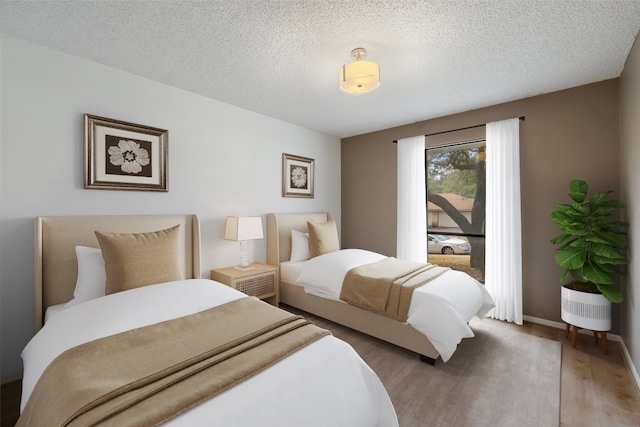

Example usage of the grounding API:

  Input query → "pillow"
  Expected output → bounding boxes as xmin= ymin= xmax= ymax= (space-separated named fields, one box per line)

xmin=307 ymin=219 xmax=340 ymax=258
xmin=290 ymin=229 xmax=311 ymax=261
xmin=296 ymin=249 xmax=387 ymax=300
xmin=95 ymin=224 xmax=183 ymax=295
xmin=64 ymin=246 xmax=106 ymax=308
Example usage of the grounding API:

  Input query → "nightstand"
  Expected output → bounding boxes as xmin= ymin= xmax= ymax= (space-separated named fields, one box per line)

xmin=211 ymin=263 xmax=279 ymax=306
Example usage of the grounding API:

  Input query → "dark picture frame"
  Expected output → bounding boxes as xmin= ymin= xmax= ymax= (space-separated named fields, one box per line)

xmin=84 ymin=114 xmax=168 ymax=191
xmin=282 ymin=153 xmax=314 ymax=198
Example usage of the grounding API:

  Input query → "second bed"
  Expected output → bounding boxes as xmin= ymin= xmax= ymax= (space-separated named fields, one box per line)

xmin=267 ymin=212 xmax=494 ymax=363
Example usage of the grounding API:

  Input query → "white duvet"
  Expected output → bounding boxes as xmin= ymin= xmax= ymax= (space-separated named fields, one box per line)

xmin=21 ymin=279 xmax=398 ymax=427
xmin=294 ymin=249 xmax=496 ymax=362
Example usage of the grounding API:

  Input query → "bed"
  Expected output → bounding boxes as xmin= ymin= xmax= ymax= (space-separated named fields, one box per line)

xmin=19 ymin=214 xmax=398 ymax=427
xmin=266 ymin=212 xmax=494 ymax=364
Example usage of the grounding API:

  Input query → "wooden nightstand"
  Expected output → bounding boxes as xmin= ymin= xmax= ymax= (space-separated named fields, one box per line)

xmin=211 ymin=263 xmax=279 ymax=306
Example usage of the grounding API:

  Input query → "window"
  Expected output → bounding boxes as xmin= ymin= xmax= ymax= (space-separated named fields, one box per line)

xmin=426 ymin=141 xmax=485 ymax=282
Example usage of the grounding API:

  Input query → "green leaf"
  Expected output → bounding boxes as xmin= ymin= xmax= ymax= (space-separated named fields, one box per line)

xmin=587 ymin=234 xmax=615 ymax=245
xmin=568 ymin=238 xmax=589 ymax=249
xmin=568 ymin=180 xmax=588 ymax=203
xmin=558 ymin=268 xmax=570 ymax=284
xmin=588 ymin=191 xmax=610 ymax=210
xmin=555 ymin=247 xmax=586 ymax=270
xmin=570 ymin=203 xmax=588 ymax=215
xmin=591 ymin=242 xmax=623 ymax=256
xmin=562 ymin=225 xmax=590 ymax=236
xmin=595 ymin=283 xmax=624 ymax=303
xmin=570 ymin=269 xmax=588 ymax=283
xmin=580 ymin=262 xmax=613 ymax=285
xmin=600 ymin=200 xmax=625 ymax=209
xmin=597 ymin=231 xmax=628 ymax=247
xmin=550 ymin=233 xmax=572 ymax=245
xmin=604 ymin=220 xmax=629 ymax=229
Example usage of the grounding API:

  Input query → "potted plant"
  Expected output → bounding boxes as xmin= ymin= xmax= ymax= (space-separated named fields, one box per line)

xmin=550 ymin=179 xmax=628 ymax=332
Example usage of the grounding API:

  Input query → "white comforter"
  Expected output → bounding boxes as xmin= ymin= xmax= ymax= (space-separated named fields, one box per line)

xmin=294 ymin=249 xmax=495 ymax=362
xmin=21 ymin=279 xmax=398 ymax=427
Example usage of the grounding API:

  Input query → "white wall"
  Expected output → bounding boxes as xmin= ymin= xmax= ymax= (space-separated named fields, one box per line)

xmin=620 ymin=31 xmax=640 ymax=382
xmin=0 ymin=35 xmax=341 ymax=383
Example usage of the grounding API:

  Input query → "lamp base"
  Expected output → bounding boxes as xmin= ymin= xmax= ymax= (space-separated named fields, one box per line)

xmin=235 ymin=240 xmax=254 ymax=271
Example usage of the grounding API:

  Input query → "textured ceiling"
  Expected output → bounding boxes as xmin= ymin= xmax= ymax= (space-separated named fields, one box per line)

xmin=2 ymin=1 xmax=640 ymax=138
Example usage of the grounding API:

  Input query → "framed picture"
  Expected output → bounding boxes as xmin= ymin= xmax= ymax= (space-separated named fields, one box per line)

xmin=282 ymin=153 xmax=314 ymax=198
xmin=84 ymin=114 xmax=168 ymax=191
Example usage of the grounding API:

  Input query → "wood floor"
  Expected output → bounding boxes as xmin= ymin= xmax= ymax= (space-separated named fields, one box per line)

xmin=295 ymin=307 xmax=640 ymax=427
xmin=2 ymin=311 xmax=639 ymax=426
xmin=519 ymin=320 xmax=640 ymax=427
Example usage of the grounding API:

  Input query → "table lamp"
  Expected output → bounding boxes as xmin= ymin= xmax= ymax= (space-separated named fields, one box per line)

xmin=224 ymin=216 xmax=264 ymax=270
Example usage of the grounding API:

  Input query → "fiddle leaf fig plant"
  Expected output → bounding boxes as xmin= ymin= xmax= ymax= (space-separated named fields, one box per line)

xmin=550 ymin=179 xmax=628 ymax=303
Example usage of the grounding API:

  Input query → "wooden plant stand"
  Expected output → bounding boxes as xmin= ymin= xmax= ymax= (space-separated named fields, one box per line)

xmin=565 ymin=323 xmax=608 ymax=354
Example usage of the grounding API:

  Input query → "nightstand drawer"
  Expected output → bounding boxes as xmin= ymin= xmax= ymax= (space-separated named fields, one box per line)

xmin=211 ymin=263 xmax=279 ymax=306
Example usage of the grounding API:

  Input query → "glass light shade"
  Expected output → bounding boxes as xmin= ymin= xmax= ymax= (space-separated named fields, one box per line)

xmin=340 ymin=59 xmax=380 ymax=95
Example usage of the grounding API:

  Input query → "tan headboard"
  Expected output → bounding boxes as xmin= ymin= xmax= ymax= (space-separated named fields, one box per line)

xmin=266 ymin=212 xmax=333 ymax=266
xmin=34 ymin=214 xmax=201 ymax=332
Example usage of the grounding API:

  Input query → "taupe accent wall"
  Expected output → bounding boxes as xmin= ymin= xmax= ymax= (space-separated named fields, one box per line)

xmin=341 ymin=80 xmax=620 ymax=328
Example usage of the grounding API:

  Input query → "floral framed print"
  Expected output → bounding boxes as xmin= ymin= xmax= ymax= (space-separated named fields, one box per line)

xmin=84 ymin=114 xmax=168 ymax=191
xmin=282 ymin=153 xmax=314 ymax=198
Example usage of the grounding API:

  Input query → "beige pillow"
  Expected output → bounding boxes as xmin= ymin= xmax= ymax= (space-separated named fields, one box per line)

xmin=307 ymin=220 xmax=340 ymax=258
xmin=95 ymin=225 xmax=183 ymax=295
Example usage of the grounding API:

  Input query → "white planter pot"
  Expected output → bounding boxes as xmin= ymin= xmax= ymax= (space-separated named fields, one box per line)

xmin=561 ymin=286 xmax=611 ymax=331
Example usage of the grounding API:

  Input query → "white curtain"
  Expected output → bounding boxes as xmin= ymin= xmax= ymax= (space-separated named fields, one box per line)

xmin=397 ymin=135 xmax=427 ymax=263
xmin=485 ymin=118 xmax=523 ymax=324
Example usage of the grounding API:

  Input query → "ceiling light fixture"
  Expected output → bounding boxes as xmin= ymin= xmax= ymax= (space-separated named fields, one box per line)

xmin=340 ymin=47 xmax=380 ymax=95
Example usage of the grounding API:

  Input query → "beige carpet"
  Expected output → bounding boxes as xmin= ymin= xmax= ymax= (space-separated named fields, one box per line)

xmin=291 ymin=308 xmax=561 ymax=427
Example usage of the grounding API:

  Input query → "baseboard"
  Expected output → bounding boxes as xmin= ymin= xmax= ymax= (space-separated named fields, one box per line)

xmin=523 ymin=314 xmax=640 ymax=391
xmin=619 ymin=339 xmax=640 ymax=392
xmin=522 ymin=315 xmax=565 ymax=330
xmin=522 ymin=314 xmax=622 ymax=340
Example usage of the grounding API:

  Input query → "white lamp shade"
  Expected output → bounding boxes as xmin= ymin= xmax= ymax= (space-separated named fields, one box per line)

xmin=224 ymin=216 xmax=264 ymax=241
xmin=340 ymin=59 xmax=380 ymax=95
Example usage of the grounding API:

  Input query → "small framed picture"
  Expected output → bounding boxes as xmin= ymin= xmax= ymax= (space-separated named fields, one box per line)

xmin=282 ymin=153 xmax=314 ymax=198
xmin=84 ymin=114 xmax=168 ymax=191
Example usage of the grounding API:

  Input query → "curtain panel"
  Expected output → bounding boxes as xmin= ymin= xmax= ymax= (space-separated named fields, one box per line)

xmin=485 ymin=118 xmax=523 ymax=324
xmin=397 ymin=136 xmax=427 ymax=263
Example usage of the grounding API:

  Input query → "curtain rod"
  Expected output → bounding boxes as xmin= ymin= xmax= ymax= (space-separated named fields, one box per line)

xmin=392 ymin=116 xmax=525 ymax=143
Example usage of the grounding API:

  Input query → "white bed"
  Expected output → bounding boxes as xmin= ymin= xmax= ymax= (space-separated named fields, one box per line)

xmin=267 ymin=212 xmax=494 ymax=363
xmin=20 ymin=214 xmax=398 ymax=427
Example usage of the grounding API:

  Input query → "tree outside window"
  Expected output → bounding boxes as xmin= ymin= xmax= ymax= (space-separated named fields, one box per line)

xmin=426 ymin=142 xmax=485 ymax=281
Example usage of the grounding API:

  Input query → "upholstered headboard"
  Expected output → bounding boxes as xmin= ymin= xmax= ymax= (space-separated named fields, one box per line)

xmin=34 ymin=214 xmax=201 ymax=332
xmin=266 ymin=212 xmax=333 ymax=266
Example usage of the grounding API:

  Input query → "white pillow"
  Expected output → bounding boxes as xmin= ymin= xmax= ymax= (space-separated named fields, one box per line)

xmin=296 ymin=249 xmax=386 ymax=300
xmin=290 ymin=229 xmax=311 ymax=262
xmin=64 ymin=246 xmax=106 ymax=308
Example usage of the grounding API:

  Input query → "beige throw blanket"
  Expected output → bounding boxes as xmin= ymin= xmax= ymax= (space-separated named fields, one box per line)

xmin=340 ymin=258 xmax=450 ymax=322
xmin=18 ymin=297 xmax=329 ymax=427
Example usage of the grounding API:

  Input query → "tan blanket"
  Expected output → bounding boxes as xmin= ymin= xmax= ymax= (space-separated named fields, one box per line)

xmin=340 ymin=258 xmax=450 ymax=322
xmin=18 ymin=297 xmax=329 ymax=427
